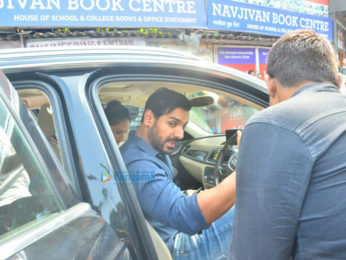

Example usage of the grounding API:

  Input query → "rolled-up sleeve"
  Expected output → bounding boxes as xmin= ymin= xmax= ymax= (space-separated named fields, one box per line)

xmin=127 ymin=160 xmax=208 ymax=235
xmin=230 ymin=123 xmax=313 ymax=259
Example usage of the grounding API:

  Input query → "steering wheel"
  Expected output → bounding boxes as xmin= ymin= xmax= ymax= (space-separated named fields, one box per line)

xmin=213 ymin=132 xmax=239 ymax=185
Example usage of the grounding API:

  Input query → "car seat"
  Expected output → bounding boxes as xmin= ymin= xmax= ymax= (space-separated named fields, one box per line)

xmin=37 ymin=103 xmax=62 ymax=163
xmin=145 ymin=220 xmax=172 ymax=259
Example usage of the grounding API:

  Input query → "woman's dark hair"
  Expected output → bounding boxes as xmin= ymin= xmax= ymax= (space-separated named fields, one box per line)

xmin=142 ymin=88 xmax=191 ymax=121
xmin=104 ymin=100 xmax=131 ymax=126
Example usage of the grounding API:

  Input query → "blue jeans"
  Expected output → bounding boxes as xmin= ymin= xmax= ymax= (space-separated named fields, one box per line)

xmin=172 ymin=207 xmax=234 ymax=260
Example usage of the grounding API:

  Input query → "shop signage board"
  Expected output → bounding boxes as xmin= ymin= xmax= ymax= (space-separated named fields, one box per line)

xmin=0 ymin=0 xmax=333 ymax=42
xmin=229 ymin=0 xmax=329 ymax=18
xmin=26 ymin=37 xmax=146 ymax=48
xmin=215 ymin=46 xmax=270 ymax=79
xmin=0 ymin=0 xmax=206 ymax=28
xmin=217 ymin=47 xmax=256 ymax=73
xmin=207 ymin=0 xmax=333 ymax=42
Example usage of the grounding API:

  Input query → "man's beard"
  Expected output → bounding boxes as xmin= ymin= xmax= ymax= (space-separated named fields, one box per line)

xmin=148 ymin=124 xmax=179 ymax=155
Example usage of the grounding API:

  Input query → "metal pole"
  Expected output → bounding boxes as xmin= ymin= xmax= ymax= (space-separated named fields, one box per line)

xmin=19 ymin=29 xmax=24 ymax=48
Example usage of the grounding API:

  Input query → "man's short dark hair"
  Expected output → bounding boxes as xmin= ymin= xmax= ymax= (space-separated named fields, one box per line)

xmin=142 ymin=88 xmax=191 ymax=121
xmin=267 ymin=30 xmax=339 ymax=87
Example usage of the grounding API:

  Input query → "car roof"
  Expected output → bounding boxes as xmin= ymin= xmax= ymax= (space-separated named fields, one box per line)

xmin=0 ymin=46 xmax=268 ymax=95
xmin=0 ymin=46 xmax=201 ymax=69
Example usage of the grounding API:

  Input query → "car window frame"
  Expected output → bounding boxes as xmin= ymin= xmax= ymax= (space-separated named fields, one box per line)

xmin=87 ymin=67 xmax=268 ymax=259
xmin=13 ymin=78 xmax=84 ymax=200
xmin=87 ymin=74 xmax=162 ymax=260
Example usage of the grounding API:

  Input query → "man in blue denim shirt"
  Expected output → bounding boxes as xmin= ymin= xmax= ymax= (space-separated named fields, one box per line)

xmin=121 ymin=88 xmax=236 ymax=259
xmin=231 ymin=30 xmax=346 ymax=259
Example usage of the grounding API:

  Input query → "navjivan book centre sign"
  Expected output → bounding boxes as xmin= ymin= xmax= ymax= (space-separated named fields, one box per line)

xmin=207 ymin=0 xmax=333 ymax=42
xmin=0 ymin=0 xmax=333 ymax=41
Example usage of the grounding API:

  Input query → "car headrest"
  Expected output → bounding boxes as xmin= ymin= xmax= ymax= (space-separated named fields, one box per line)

xmin=37 ymin=103 xmax=55 ymax=138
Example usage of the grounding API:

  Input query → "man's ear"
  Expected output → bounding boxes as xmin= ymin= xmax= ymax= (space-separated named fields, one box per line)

xmin=143 ymin=109 xmax=155 ymax=127
xmin=265 ymin=74 xmax=277 ymax=99
xmin=336 ymin=73 xmax=343 ymax=89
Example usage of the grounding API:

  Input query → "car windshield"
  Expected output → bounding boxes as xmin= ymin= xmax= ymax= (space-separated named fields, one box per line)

xmin=188 ymin=92 xmax=259 ymax=134
xmin=190 ymin=102 xmax=258 ymax=134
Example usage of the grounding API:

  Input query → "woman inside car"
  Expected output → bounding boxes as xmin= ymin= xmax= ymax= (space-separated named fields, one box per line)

xmin=104 ymin=100 xmax=131 ymax=146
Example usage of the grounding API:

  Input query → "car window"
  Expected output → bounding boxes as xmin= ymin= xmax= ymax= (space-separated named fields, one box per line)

xmin=17 ymin=85 xmax=83 ymax=199
xmin=98 ymin=80 xmax=262 ymax=140
xmin=93 ymin=71 xmax=266 ymax=259
xmin=18 ymin=89 xmax=63 ymax=164
xmin=0 ymin=97 xmax=62 ymax=239
xmin=187 ymin=92 xmax=259 ymax=134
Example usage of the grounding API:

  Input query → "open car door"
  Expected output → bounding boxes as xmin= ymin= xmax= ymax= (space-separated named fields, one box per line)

xmin=0 ymin=70 xmax=131 ymax=260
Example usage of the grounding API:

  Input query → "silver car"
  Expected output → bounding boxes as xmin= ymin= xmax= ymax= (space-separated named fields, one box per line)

xmin=0 ymin=47 xmax=268 ymax=259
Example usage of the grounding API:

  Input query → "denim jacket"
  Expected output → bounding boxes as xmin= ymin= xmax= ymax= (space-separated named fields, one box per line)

xmin=231 ymin=83 xmax=346 ymax=259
